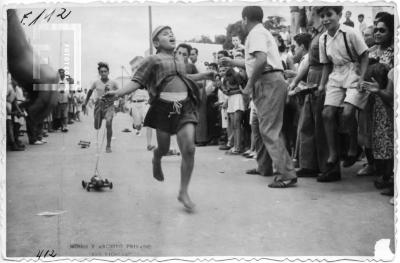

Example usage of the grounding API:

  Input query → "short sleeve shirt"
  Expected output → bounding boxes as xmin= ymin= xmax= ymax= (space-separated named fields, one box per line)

xmin=58 ymin=78 xmax=70 ymax=103
xmin=131 ymin=53 xmax=193 ymax=102
xmin=309 ymin=27 xmax=325 ymax=67
xmin=319 ymin=24 xmax=368 ymax=65
xmin=90 ymin=79 xmax=118 ymax=100
xmin=245 ymin=23 xmax=283 ymax=78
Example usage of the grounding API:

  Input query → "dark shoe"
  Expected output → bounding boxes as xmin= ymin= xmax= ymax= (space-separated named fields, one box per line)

xmin=42 ymin=133 xmax=49 ymax=137
xmin=246 ymin=168 xmax=260 ymax=175
xmin=62 ymin=128 xmax=68 ymax=133
xmin=296 ymin=168 xmax=319 ymax=177
xmin=196 ymin=142 xmax=207 ymax=147
xmin=147 ymin=145 xmax=156 ymax=151
xmin=374 ymin=177 xmax=393 ymax=189
xmin=219 ymin=145 xmax=232 ymax=150
xmin=381 ymin=187 xmax=394 ymax=196
xmin=342 ymin=155 xmax=358 ymax=168
xmin=317 ymin=162 xmax=341 ymax=182
xmin=268 ymin=177 xmax=297 ymax=188
xmin=10 ymin=145 xmax=25 ymax=151
xmin=317 ymin=172 xmax=341 ymax=182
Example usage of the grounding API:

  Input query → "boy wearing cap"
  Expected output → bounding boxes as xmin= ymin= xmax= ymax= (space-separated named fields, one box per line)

xmin=105 ymin=25 xmax=215 ymax=210
xmin=317 ymin=6 xmax=369 ymax=182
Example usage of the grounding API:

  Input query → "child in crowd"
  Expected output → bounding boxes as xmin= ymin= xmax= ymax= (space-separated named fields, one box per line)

xmin=317 ymin=6 xmax=369 ymax=182
xmin=104 ymin=26 xmax=215 ymax=210
xmin=223 ymin=67 xmax=245 ymax=155
xmin=231 ymin=35 xmax=245 ymax=57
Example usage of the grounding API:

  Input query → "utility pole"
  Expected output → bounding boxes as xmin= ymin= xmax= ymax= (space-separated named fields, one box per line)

xmin=149 ymin=6 xmax=153 ymax=55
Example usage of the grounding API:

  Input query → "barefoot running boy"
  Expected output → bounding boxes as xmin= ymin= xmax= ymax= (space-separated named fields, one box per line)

xmin=83 ymin=62 xmax=119 ymax=153
xmin=105 ymin=26 xmax=216 ymax=210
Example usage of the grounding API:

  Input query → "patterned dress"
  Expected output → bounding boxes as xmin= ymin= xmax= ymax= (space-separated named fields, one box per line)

xmin=368 ymin=45 xmax=394 ymax=159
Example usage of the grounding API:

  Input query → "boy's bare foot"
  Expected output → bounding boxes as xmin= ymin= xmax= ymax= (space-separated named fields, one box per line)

xmin=106 ymin=146 xmax=112 ymax=153
xmin=152 ymin=158 xmax=164 ymax=181
xmin=177 ymin=192 xmax=196 ymax=210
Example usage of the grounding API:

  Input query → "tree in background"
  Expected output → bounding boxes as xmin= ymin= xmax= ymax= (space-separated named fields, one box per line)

xmin=186 ymin=35 xmax=213 ymax=44
xmin=264 ymin=15 xmax=286 ymax=32
xmin=222 ymin=20 xmax=245 ymax=50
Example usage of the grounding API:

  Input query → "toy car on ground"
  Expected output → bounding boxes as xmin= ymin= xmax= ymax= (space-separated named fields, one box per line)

xmin=78 ymin=140 xmax=91 ymax=148
xmin=82 ymin=175 xmax=113 ymax=191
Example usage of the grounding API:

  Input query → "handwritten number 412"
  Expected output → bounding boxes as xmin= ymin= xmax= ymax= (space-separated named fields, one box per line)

xmin=36 ymin=249 xmax=57 ymax=259
xmin=21 ymin=8 xmax=71 ymax=26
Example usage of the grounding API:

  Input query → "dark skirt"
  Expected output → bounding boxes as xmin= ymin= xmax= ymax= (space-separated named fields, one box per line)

xmin=144 ymin=98 xmax=198 ymax=135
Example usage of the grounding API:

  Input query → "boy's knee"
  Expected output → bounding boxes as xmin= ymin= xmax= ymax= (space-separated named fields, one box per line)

xmin=322 ymin=107 xmax=336 ymax=122
xmin=183 ymin=145 xmax=196 ymax=157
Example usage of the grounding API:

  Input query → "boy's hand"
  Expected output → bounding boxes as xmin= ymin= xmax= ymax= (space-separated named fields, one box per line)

xmin=103 ymin=90 xmax=119 ymax=99
xmin=242 ymin=82 xmax=253 ymax=96
xmin=361 ymin=78 xmax=379 ymax=93
xmin=207 ymin=70 xmax=218 ymax=80
xmin=218 ymin=57 xmax=234 ymax=67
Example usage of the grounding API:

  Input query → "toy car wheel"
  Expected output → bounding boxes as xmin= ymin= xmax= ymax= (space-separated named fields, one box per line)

xmin=82 ymin=181 xmax=86 ymax=188
xmin=105 ymin=179 xmax=109 ymax=184
xmin=109 ymin=182 xmax=113 ymax=189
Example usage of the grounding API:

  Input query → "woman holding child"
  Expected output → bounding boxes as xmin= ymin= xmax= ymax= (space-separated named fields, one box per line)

xmin=361 ymin=13 xmax=394 ymax=200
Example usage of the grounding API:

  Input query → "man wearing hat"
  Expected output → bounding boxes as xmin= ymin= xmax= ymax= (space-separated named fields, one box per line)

xmin=104 ymin=25 xmax=216 ymax=211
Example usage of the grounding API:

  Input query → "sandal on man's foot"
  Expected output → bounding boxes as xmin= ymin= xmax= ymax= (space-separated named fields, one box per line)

xmin=152 ymin=158 xmax=164 ymax=182
xmin=268 ymin=177 xmax=297 ymax=188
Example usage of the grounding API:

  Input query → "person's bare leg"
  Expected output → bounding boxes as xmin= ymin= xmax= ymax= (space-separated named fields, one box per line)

xmin=234 ymin=110 xmax=243 ymax=152
xmin=105 ymin=118 xmax=113 ymax=152
xmin=176 ymin=123 xmax=196 ymax=210
xmin=153 ymin=129 xmax=170 ymax=181
xmin=146 ymin=128 xmax=152 ymax=145
xmin=342 ymin=103 xmax=358 ymax=156
xmin=322 ymin=106 xmax=339 ymax=163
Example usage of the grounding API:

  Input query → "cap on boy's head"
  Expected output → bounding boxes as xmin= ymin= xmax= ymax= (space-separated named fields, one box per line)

xmin=152 ymin=25 xmax=171 ymax=42
xmin=315 ymin=6 xmax=343 ymax=15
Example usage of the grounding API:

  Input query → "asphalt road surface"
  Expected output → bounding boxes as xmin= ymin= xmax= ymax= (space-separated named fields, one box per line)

xmin=6 ymin=111 xmax=395 ymax=258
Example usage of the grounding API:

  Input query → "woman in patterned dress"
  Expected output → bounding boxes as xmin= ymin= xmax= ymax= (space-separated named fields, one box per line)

xmin=361 ymin=13 xmax=394 ymax=197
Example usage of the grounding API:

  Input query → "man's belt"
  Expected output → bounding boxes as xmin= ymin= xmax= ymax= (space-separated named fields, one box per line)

xmin=261 ymin=69 xmax=283 ymax=75
xmin=132 ymin=99 xmax=146 ymax=103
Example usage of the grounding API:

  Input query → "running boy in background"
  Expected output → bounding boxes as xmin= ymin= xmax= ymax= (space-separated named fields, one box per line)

xmin=83 ymin=62 xmax=119 ymax=153
xmin=104 ymin=26 xmax=216 ymax=210
xmin=317 ymin=6 xmax=369 ymax=182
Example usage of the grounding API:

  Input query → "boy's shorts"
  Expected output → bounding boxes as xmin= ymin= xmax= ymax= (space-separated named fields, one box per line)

xmin=144 ymin=98 xmax=198 ymax=135
xmin=324 ymin=63 xmax=369 ymax=110
xmin=94 ymin=99 xmax=114 ymax=130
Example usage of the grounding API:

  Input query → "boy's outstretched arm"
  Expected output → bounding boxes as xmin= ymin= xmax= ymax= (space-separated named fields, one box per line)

xmin=357 ymin=51 xmax=369 ymax=89
xmin=187 ymin=71 xmax=217 ymax=82
xmin=105 ymin=81 xmax=142 ymax=99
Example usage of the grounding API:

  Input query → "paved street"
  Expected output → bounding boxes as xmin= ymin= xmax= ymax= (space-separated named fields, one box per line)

xmin=6 ymin=111 xmax=394 ymax=258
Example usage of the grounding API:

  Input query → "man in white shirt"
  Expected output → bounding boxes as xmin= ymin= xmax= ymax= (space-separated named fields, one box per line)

xmin=219 ymin=6 xmax=297 ymax=188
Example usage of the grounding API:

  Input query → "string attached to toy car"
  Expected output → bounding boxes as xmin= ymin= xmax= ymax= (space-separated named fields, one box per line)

xmin=94 ymin=123 xmax=107 ymax=176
